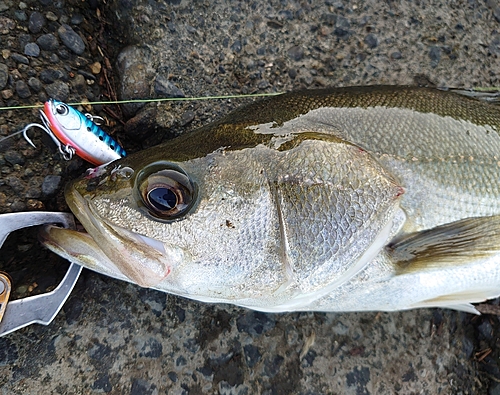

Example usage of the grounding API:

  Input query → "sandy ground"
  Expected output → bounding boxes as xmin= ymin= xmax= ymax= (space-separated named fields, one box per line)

xmin=1 ymin=0 xmax=500 ymax=393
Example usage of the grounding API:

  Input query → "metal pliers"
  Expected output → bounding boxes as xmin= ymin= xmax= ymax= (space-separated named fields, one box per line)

xmin=0 ymin=212 xmax=82 ymax=336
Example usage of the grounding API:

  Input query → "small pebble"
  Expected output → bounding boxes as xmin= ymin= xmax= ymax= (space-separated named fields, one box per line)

xmin=37 ymin=34 xmax=59 ymax=51
xmin=154 ymin=75 xmax=184 ymax=97
xmin=364 ymin=33 xmax=379 ymax=49
xmin=45 ymin=80 xmax=69 ymax=101
xmin=16 ymin=285 xmax=29 ymax=295
xmin=42 ymin=175 xmax=61 ymax=196
xmin=24 ymin=42 xmax=40 ymax=57
xmin=71 ymin=73 xmax=86 ymax=93
xmin=429 ymin=45 xmax=441 ymax=67
xmin=58 ymin=24 xmax=85 ymax=55
xmin=390 ymin=51 xmax=402 ymax=59
xmin=1 ymin=89 xmax=13 ymax=100
xmin=287 ymin=45 xmax=304 ymax=61
xmin=231 ymin=39 xmax=242 ymax=53
xmin=15 ymin=80 xmax=31 ymax=98
xmin=90 ymin=61 xmax=101 ymax=74
xmin=258 ymin=79 xmax=270 ymax=89
xmin=7 ymin=176 xmax=25 ymax=193
xmin=0 ymin=63 xmax=8 ymax=89
xmin=40 ymin=68 xmax=67 ymax=83
xmin=28 ymin=11 xmax=46 ymax=34
xmin=71 ymin=14 xmax=84 ymax=24
xmin=19 ymin=33 xmax=32 ymax=51
xmin=179 ymin=110 xmax=195 ymax=126
xmin=14 ymin=11 xmax=27 ymax=21
xmin=4 ymin=151 xmax=25 ymax=166
xmin=28 ymin=77 xmax=42 ymax=92
xmin=48 ymin=54 xmax=59 ymax=63
xmin=46 ymin=11 xmax=58 ymax=22
xmin=11 ymin=53 xmax=29 ymax=65
xmin=57 ymin=48 xmax=70 ymax=60
xmin=77 ymin=69 xmax=96 ymax=80
xmin=11 ymin=200 xmax=26 ymax=212
xmin=0 ymin=16 xmax=15 ymax=34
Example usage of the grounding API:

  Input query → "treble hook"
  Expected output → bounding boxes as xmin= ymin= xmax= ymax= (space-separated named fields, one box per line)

xmin=21 ymin=111 xmax=75 ymax=161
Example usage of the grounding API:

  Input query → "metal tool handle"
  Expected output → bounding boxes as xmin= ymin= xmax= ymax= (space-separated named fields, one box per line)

xmin=0 ymin=263 xmax=82 ymax=336
xmin=0 ymin=212 xmax=75 ymax=247
xmin=0 ymin=211 xmax=81 ymax=337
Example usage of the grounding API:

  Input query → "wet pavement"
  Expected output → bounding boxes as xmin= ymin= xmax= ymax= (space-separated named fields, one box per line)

xmin=1 ymin=0 xmax=500 ymax=393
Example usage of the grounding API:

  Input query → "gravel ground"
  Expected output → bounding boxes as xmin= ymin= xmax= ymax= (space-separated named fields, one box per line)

xmin=1 ymin=0 xmax=500 ymax=394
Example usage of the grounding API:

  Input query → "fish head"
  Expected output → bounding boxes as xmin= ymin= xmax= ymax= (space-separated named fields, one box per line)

xmin=40 ymin=129 xmax=289 ymax=297
xmin=40 ymin=122 xmax=404 ymax=306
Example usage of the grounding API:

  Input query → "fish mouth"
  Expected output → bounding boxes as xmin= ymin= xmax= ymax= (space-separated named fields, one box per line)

xmin=40 ymin=183 xmax=172 ymax=287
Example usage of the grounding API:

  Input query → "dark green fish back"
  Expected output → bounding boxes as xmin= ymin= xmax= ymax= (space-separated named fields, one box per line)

xmin=217 ymin=86 xmax=500 ymax=129
xmin=123 ymin=85 xmax=500 ymax=167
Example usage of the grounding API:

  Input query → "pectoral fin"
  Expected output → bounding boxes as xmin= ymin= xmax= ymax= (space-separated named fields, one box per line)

xmin=387 ymin=216 xmax=500 ymax=312
xmin=388 ymin=215 xmax=500 ymax=273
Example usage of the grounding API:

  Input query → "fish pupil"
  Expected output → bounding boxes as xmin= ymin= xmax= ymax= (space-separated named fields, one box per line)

xmin=148 ymin=187 xmax=177 ymax=211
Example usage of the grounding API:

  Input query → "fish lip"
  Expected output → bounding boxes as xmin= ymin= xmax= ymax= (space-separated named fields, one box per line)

xmin=65 ymin=181 xmax=163 ymax=253
xmin=57 ymin=181 xmax=172 ymax=286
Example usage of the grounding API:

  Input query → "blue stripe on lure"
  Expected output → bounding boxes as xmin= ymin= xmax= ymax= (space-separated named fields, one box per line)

xmin=23 ymin=99 xmax=126 ymax=166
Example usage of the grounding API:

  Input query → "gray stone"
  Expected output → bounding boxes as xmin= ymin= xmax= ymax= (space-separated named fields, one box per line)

xmin=391 ymin=51 xmax=402 ymax=59
xmin=6 ymin=176 xmax=25 ymax=193
xmin=71 ymin=73 xmax=86 ymax=94
xmin=154 ymin=75 xmax=184 ymax=98
xmin=18 ymin=33 xmax=31 ymax=51
xmin=27 ymin=77 xmax=42 ymax=92
xmin=429 ymin=45 xmax=441 ymax=67
xmin=287 ymin=45 xmax=304 ymax=61
xmin=0 ymin=63 xmax=8 ymax=90
xmin=28 ymin=11 xmax=45 ymax=34
xmin=116 ymin=45 xmax=156 ymax=116
xmin=41 ymin=175 xmax=61 ymax=196
xmin=0 ymin=16 xmax=15 ymax=34
xmin=10 ymin=53 xmax=29 ymax=64
xmin=24 ymin=42 xmax=40 ymax=57
xmin=15 ymin=80 xmax=30 ymax=98
xmin=364 ymin=33 xmax=379 ymax=48
xmin=58 ymin=24 xmax=85 ymax=55
xmin=4 ymin=150 xmax=25 ymax=166
xmin=71 ymin=14 xmax=84 ymax=24
xmin=44 ymin=80 xmax=69 ymax=101
xmin=40 ymin=68 xmax=67 ymax=83
xmin=179 ymin=110 xmax=195 ymax=127
xmin=37 ymin=34 xmax=59 ymax=51
xmin=14 ymin=11 xmax=27 ymax=21
xmin=230 ymin=39 xmax=242 ymax=53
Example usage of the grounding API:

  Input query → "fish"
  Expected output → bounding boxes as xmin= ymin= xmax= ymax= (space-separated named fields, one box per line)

xmin=24 ymin=99 xmax=126 ymax=165
xmin=40 ymin=86 xmax=500 ymax=314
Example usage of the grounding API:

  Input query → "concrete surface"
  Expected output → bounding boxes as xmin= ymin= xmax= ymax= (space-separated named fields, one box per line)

xmin=1 ymin=0 xmax=500 ymax=393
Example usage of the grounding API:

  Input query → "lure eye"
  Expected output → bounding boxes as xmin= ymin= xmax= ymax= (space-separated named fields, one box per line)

xmin=137 ymin=165 xmax=197 ymax=221
xmin=55 ymin=103 xmax=69 ymax=115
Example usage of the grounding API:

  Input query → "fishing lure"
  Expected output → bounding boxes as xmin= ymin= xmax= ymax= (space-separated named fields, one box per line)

xmin=22 ymin=99 xmax=126 ymax=166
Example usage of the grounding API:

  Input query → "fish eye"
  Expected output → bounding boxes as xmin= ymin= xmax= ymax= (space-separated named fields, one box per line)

xmin=55 ymin=103 xmax=69 ymax=115
xmin=136 ymin=164 xmax=197 ymax=221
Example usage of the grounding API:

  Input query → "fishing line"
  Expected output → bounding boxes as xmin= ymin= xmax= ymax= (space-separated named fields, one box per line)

xmin=0 ymin=92 xmax=284 ymax=112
